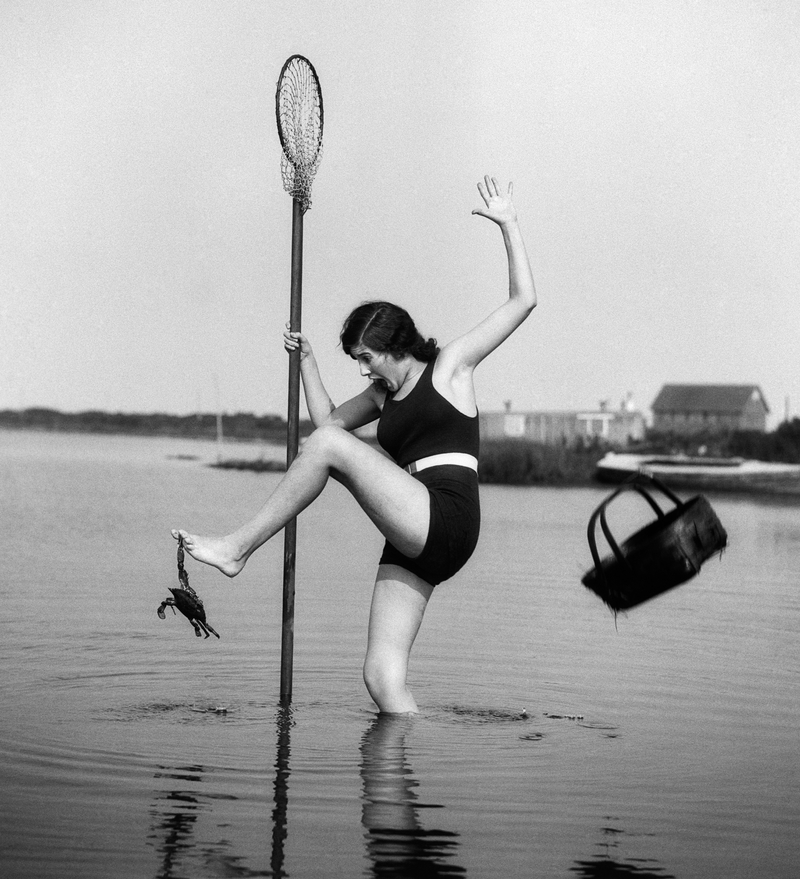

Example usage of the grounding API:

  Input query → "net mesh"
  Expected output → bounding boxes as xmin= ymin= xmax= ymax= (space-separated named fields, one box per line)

xmin=276 ymin=56 xmax=323 ymax=214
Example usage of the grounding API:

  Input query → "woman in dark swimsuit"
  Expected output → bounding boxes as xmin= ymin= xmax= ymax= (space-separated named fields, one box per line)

xmin=172 ymin=176 xmax=536 ymax=714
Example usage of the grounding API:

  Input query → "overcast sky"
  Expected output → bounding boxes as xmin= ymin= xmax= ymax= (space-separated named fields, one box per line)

xmin=2 ymin=0 xmax=798 ymax=426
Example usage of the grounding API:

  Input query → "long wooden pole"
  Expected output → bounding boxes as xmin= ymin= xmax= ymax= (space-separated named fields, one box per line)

xmin=280 ymin=198 xmax=304 ymax=704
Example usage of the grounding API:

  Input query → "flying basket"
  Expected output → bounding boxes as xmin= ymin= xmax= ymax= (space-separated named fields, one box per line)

xmin=582 ymin=474 xmax=728 ymax=612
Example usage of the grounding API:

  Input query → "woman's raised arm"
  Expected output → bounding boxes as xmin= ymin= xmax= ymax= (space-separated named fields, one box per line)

xmin=441 ymin=177 xmax=537 ymax=373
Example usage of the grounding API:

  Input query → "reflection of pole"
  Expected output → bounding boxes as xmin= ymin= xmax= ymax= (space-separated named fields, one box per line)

xmin=270 ymin=705 xmax=293 ymax=878
xmin=281 ymin=198 xmax=303 ymax=704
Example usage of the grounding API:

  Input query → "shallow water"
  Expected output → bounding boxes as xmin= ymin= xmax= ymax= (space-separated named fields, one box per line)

xmin=1 ymin=429 xmax=798 ymax=877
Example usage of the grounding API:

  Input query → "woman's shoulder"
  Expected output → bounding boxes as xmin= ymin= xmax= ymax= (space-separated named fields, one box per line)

xmin=432 ymin=343 xmax=471 ymax=381
xmin=430 ymin=349 xmax=477 ymax=416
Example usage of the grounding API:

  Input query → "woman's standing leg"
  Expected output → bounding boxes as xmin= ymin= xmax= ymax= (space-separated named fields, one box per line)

xmin=363 ymin=564 xmax=434 ymax=714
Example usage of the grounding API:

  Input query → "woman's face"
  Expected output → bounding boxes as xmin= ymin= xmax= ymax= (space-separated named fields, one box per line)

xmin=350 ymin=344 xmax=399 ymax=391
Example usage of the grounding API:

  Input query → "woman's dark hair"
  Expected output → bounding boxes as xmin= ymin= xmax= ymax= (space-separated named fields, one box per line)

xmin=340 ymin=301 xmax=439 ymax=361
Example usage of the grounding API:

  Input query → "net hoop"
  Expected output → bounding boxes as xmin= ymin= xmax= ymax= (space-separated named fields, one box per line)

xmin=276 ymin=55 xmax=324 ymax=214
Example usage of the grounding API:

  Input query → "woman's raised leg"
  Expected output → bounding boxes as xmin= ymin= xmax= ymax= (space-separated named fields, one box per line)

xmin=363 ymin=564 xmax=433 ymax=714
xmin=172 ymin=425 xmax=431 ymax=577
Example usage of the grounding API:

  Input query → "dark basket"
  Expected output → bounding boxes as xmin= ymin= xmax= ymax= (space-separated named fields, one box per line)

xmin=582 ymin=474 xmax=728 ymax=611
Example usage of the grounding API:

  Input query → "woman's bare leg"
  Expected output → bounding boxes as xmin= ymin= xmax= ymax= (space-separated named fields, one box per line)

xmin=172 ymin=425 xmax=431 ymax=577
xmin=363 ymin=564 xmax=433 ymax=714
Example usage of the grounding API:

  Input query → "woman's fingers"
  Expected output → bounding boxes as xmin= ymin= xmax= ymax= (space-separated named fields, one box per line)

xmin=473 ymin=176 xmax=517 ymax=225
xmin=477 ymin=175 xmax=511 ymax=203
xmin=284 ymin=326 xmax=309 ymax=357
xmin=476 ymin=175 xmax=514 ymax=212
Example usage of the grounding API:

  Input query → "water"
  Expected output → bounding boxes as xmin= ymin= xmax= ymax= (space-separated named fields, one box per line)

xmin=1 ymin=429 xmax=798 ymax=878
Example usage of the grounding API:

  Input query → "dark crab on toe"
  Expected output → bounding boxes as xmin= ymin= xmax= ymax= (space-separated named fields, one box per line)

xmin=157 ymin=536 xmax=220 ymax=639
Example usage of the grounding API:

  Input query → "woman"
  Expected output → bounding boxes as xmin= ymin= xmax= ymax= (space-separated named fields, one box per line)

xmin=172 ymin=176 xmax=536 ymax=714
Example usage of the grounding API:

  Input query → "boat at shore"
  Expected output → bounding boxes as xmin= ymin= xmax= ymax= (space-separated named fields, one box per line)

xmin=595 ymin=452 xmax=800 ymax=495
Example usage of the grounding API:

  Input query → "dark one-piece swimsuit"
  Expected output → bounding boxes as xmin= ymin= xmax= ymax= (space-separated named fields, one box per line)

xmin=376 ymin=358 xmax=480 ymax=587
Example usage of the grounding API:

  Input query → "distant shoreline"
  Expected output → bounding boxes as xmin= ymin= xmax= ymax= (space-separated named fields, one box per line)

xmin=0 ymin=409 xmax=312 ymax=444
xmin=0 ymin=413 xmax=603 ymax=486
xmin=9 ymin=409 xmax=797 ymax=486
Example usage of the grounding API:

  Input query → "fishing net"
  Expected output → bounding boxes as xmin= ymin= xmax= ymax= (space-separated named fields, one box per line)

xmin=275 ymin=55 xmax=324 ymax=213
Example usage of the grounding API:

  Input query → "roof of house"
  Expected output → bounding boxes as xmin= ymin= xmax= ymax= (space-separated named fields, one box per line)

xmin=652 ymin=384 xmax=769 ymax=414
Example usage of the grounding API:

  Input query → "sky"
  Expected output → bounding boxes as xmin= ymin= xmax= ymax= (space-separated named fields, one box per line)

xmin=2 ymin=0 xmax=798 ymax=426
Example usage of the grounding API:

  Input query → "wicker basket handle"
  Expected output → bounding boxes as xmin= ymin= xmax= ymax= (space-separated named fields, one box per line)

xmin=587 ymin=475 xmax=684 ymax=574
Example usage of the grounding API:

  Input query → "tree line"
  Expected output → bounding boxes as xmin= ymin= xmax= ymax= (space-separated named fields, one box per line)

xmin=643 ymin=418 xmax=800 ymax=463
xmin=0 ymin=408 xmax=314 ymax=443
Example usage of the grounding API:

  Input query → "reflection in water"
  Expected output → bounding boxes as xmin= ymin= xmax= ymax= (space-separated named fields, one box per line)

xmin=271 ymin=704 xmax=293 ymax=879
xmin=149 ymin=764 xmax=210 ymax=878
xmin=147 ymin=707 xmax=292 ymax=879
xmin=570 ymin=821 xmax=675 ymax=878
xmin=149 ymin=761 xmax=272 ymax=878
xmin=360 ymin=714 xmax=465 ymax=877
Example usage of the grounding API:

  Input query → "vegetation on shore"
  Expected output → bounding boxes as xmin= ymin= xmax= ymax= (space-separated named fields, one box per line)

xmin=640 ymin=418 xmax=800 ymax=464
xmin=0 ymin=407 xmax=313 ymax=444
xmin=210 ymin=457 xmax=287 ymax=472
xmin=209 ymin=439 xmax=605 ymax=484
xmin=477 ymin=439 xmax=602 ymax=486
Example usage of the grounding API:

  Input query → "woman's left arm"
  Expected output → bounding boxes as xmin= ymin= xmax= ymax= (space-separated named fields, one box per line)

xmin=441 ymin=176 xmax=537 ymax=373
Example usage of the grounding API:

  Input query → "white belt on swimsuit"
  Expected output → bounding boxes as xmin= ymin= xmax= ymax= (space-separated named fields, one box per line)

xmin=404 ymin=453 xmax=479 ymax=475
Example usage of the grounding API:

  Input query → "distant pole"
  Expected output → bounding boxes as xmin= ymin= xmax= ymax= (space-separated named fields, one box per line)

xmin=213 ymin=373 xmax=223 ymax=464
xmin=281 ymin=198 xmax=304 ymax=704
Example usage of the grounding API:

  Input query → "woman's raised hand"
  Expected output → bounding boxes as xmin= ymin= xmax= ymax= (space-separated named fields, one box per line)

xmin=471 ymin=176 xmax=517 ymax=227
xmin=283 ymin=323 xmax=312 ymax=360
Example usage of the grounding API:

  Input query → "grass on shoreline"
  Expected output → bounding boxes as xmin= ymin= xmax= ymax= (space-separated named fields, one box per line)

xmin=477 ymin=438 xmax=603 ymax=486
xmin=209 ymin=438 xmax=603 ymax=485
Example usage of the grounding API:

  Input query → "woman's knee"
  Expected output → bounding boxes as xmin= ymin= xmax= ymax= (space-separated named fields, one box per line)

xmin=302 ymin=423 xmax=352 ymax=460
xmin=363 ymin=652 xmax=406 ymax=704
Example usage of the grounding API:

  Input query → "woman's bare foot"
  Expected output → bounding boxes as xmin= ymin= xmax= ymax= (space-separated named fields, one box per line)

xmin=171 ymin=529 xmax=247 ymax=577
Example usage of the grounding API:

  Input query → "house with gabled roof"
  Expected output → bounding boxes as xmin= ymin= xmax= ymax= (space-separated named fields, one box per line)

xmin=651 ymin=384 xmax=769 ymax=434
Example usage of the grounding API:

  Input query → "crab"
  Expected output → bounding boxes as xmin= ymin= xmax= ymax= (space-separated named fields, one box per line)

xmin=157 ymin=537 xmax=220 ymax=639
